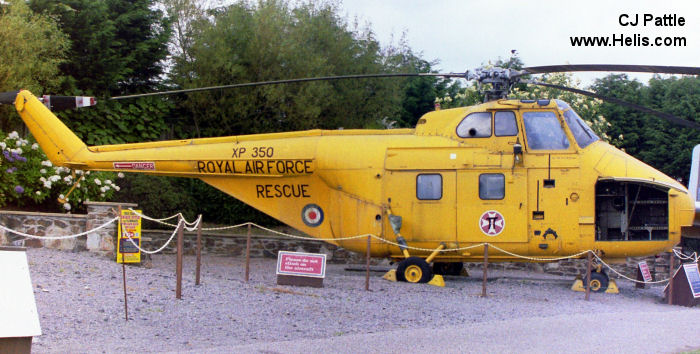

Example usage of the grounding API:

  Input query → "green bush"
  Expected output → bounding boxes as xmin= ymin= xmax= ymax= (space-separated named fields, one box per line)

xmin=0 ymin=131 xmax=119 ymax=213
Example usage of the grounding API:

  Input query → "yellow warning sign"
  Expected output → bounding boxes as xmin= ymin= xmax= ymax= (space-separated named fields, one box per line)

xmin=116 ymin=209 xmax=142 ymax=263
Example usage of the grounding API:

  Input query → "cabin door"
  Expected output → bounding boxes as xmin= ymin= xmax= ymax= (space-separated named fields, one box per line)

xmin=383 ymin=171 xmax=457 ymax=251
xmin=456 ymin=168 xmax=528 ymax=243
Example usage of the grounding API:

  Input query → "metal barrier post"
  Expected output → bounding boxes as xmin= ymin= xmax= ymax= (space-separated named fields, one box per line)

xmin=482 ymin=244 xmax=488 ymax=297
xmin=195 ymin=215 xmax=202 ymax=286
xmin=118 ymin=206 xmax=128 ymax=321
xmin=585 ymin=251 xmax=592 ymax=301
xmin=176 ymin=215 xmax=184 ymax=299
xmin=245 ymin=224 xmax=251 ymax=282
xmin=365 ymin=235 xmax=371 ymax=291
xmin=668 ymin=253 xmax=674 ymax=305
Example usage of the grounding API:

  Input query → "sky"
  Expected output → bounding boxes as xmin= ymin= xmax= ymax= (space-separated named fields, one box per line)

xmin=338 ymin=0 xmax=700 ymax=86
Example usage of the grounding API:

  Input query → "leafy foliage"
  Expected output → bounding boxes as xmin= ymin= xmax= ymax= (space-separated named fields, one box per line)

xmin=0 ymin=0 xmax=69 ymax=130
xmin=593 ymin=75 xmax=700 ymax=181
xmin=0 ymin=131 xmax=119 ymax=213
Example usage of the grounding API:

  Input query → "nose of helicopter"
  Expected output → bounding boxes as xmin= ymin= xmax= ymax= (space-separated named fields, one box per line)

xmin=588 ymin=142 xmax=696 ymax=229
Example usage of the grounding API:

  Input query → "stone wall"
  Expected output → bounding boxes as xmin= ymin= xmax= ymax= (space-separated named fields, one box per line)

xmin=0 ymin=202 xmax=136 ymax=256
xmin=140 ymin=229 xmax=375 ymax=265
xmin=0 ymin=206 xmax=676 ymax=278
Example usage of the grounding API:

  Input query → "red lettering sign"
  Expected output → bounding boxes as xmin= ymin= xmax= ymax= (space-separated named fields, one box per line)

xmin=276 ymin=251 xmax=326 ymax=278
xmin=113 ymin=162 xmax=155 ymax=170
xmin=638 ymin=261 xmax=653 ymax=282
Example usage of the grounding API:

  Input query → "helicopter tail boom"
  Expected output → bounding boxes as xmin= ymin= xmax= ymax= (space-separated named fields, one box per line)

xmin=13 ymin=90 xmax=90 ymax=167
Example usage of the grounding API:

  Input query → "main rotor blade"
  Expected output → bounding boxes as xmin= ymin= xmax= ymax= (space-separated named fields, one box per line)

xmin=109 ymin=73 xmax=464 ymax=101
xmin=522 ymin=64 xmax=700 ymax=76
xmin=526 ymin=81 xmax=700 ymax=131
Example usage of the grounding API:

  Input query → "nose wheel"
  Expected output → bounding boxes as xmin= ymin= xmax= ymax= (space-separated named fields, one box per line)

xmin=584 ymin=271 xmax=610 ymax=293
xmin=396 ymin=257 xmax=433 ymax=283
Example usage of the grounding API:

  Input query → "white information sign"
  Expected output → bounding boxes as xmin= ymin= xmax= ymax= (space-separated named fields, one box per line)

xmin=0 ymin=249 xmax=42 ymax=338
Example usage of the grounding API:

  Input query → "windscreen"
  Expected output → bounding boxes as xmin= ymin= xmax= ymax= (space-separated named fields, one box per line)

xmin=522 ymin=111 xmax=570 ymax=150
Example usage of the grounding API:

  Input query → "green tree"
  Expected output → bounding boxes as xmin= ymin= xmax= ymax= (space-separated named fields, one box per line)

xmin=0 ymin=0 xmax=69 ymax=130
xmin=28 ymin=0 xmax=174 ymax=146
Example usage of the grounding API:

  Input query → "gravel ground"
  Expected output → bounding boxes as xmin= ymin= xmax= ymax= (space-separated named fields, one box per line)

xmin=24 ymin=248 xmax=700 ymax=353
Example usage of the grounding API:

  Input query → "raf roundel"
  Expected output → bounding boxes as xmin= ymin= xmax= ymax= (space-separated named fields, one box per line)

xmin=301 ymin=204 xmax=324 ymax=227
xmin=479 ymin=210 xmax=505 ymax=236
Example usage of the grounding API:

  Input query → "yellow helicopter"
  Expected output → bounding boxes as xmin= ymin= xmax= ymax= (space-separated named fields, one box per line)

xmin=2 ymin=64 xmax=699 ymax=290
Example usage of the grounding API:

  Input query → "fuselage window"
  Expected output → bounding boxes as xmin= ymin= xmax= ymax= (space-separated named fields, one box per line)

xmin=416 ymin=174 xmax=442 ymax=200
xmin=522 ymin=111 xmax=570 ymax=150
xmin=479 ymin=173 xmax=505 ymax=200
xmin=456 ymin=112 xmax=491 ymax=138
xmin=563 ymin=109 xmax=599 ymax=149
xmin=494 ymin=111 xmax=518 ymax=136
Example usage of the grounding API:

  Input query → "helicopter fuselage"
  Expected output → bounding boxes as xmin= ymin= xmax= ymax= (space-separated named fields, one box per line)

xmin=13 ymin=90 xmax=697 ymax=263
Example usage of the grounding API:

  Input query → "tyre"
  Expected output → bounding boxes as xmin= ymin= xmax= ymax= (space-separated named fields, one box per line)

xmin=584 ymin=271 xmax=609 ymax=293
xmin=396 ymin=257 xmax=432 ymax=283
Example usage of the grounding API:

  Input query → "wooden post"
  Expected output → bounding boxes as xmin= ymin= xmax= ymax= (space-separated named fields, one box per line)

xmin=365 ymin=235 xmax=371 ymax=291
xmin=245 ymin=224 xmax=251 ymax=282
xmin=195 ymin=215 xmax=202 ymax=286
xmin=585 ymin=251 xmax=592 ymax=301
xmin=482 ymin=244 xmax=488 ymax=297
xmin=668 ymin=253 xmax=675 ymax=305
xmin=176 ymin=215 xmax=184 ymax=300
xmin=119 ymin=206 xmax=128 ymax=321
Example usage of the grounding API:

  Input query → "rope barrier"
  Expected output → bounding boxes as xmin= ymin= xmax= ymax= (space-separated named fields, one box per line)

xmin=1 ymin=207 xmax=695 ymax=288
xmin=0 ymin=217 xmax=119 ymax=240
xmin=590 ymin=252 xmax=671 ymax=284
xmin=122 ymin=219 xmax=182 ymax=255
xmin=673 ymin=249 xmax=699 ymax=263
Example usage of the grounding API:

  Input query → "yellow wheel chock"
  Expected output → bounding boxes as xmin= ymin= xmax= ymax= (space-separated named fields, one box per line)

xmin=571 ymin=275 xmax=619 ymax=294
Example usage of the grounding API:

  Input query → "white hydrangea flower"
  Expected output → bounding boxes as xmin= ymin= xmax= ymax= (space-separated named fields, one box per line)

xmin=0 ymin=142 xmax=5 ymax=149
xmin=49 ymin=175 xmax=61 ymax=182
xmin=15 ymin=141 xmax=21 ymax=147
xmin=40 ymin=169 xmax=47 ymax=174
xmin=31 ymin=143 xmax=39 ymax=150
xmin=94 ymin=178 xmax=101 ymax=185
xmin=63 ymin=203 xmax=71 ymax=211
xmin=36 ymin=191 xmax=41 ymax=195
xmin=117 ymin=172 xmax=125 ymax=178
xmin=43 ymin=181 xmax=52 ymax=189
xmin=59 ymin=194 xmax=65 ymax=200
xmin=8 ymin=131 xmax=19 ymax=139
xmin=64 ymin=176 xmax=72 ymax=183
xmin=105 ymin=180 xmax=112 ymax=185
xmin=41 ymin=160 xmax=52 ymax=167
xmin=114 ymin=185 xmax=121 ymax=191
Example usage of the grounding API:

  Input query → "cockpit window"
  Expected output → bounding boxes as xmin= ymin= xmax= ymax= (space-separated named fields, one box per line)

xmin=456 ymin=112 xmax=491 ymax=138
xmin=494 ymin=111 xmax=518 ymax=136
xmin=523 ymin=111 xmax=570 ymax=150
xmin=563 ymin=109 xmax=599 ymax=149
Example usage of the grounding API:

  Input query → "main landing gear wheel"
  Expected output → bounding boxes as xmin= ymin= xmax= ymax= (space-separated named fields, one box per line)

xmin=396 ymin=257 xmax=433 ymax=283
xmin=584 ymin=271 xmax=610 ymax=293
xmin=432 ymin=262 xmax=464 ymax=276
